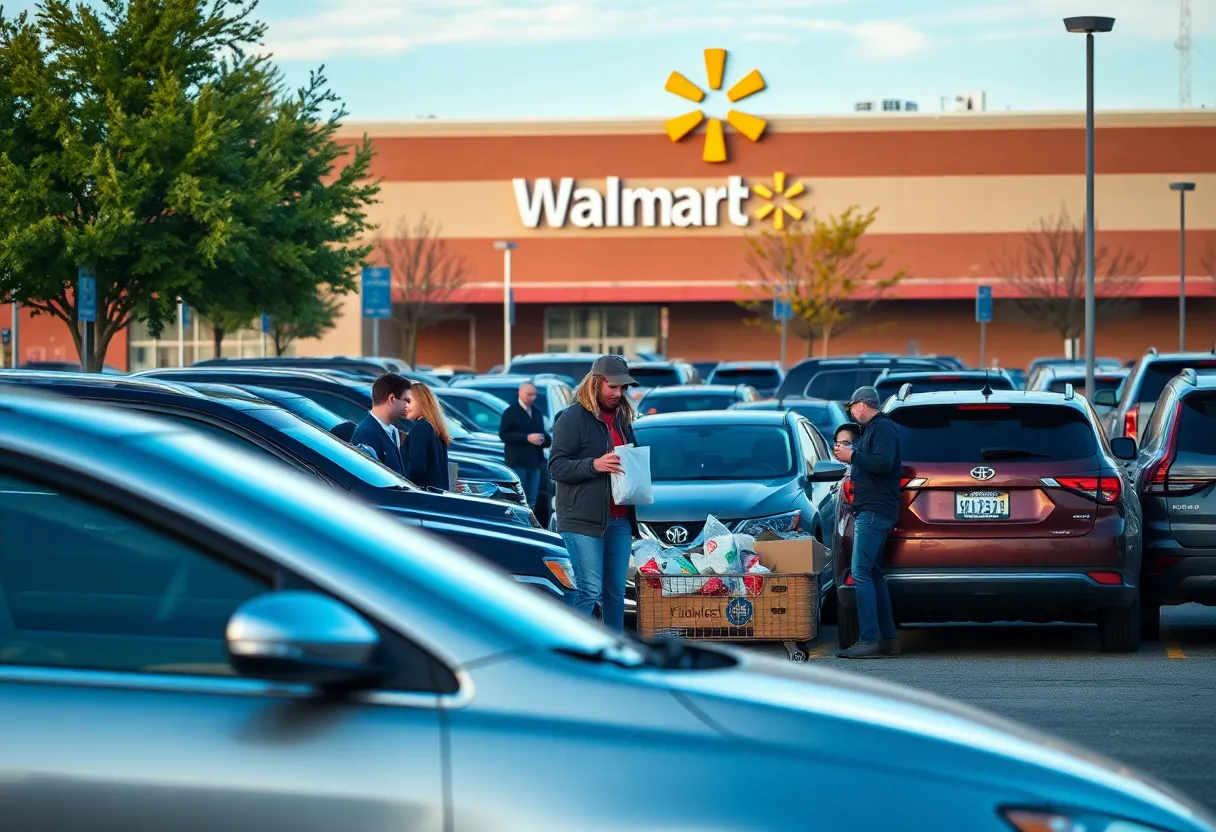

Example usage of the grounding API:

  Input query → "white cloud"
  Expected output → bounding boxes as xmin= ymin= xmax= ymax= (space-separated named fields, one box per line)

xmin=742 ymin=32 xmax=801 ymax=44
xmin=259 ymin=0 xmax=930 ymax=62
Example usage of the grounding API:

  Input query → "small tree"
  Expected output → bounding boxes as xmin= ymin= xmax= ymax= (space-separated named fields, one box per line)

xmin=739 ymin=206 xmax=906 ymax=357
xmin=992 ymin=208 xmax=1146 ymax=355
xmin=205 ymin=307 xmax=256 ymax=357
xmin=374 ymin=215 xmax=468 ymax=366
xmin=269 ymin=291 xmax=342 ymax=355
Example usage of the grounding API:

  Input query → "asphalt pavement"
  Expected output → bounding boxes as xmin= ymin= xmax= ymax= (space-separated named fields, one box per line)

xmin=752 ymin=604 xmax=1216 ymax=812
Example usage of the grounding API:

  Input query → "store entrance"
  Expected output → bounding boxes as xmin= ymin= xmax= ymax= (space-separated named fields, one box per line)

xmin=544 ymin=307 xmax=658 ymax=357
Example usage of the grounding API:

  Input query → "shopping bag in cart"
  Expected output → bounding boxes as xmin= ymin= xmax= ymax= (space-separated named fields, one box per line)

xmin=610 ymin=444 xmax=653 ymax=505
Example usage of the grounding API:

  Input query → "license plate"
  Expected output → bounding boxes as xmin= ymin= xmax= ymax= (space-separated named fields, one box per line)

xmin=954 ymin=490 xmax=1010 ymax=520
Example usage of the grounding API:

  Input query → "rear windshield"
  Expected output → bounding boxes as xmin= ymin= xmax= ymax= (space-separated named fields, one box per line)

xmin=636 ymin=424 xmax=794 ymax=481
xmin=709 ymin=368 xmax=781 ymax=389
xmin=640 ymin=394 xmax=735 ymax=414
xmin=464 ymin=384 xmax=550 ymax=415
xmin=805 ymin=369 xmax=883 ymax=402
xmin=629 ymin=367 xmax=682 ymax=387
xmin=1046 ymin=376 xmax=1124 ymax=395
xmin=875 ymin=376 xmax=1014 ymax=400
xmin=508 ymin=359 xmax=593 ymax=383
xmin=251 ymin=408 xmax=406 ymax=489
xmin=891 ymin=404 xmax=1097 ymax=463
xmin=1139 ymin=360 xmax=1216 ymax=403
xmin=1178 ymin=393 xmax=1216 ymax=455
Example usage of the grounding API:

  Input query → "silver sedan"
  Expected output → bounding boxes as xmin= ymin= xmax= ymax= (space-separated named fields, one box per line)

xmin=0 ymin=389 xmax=1211 ymax=832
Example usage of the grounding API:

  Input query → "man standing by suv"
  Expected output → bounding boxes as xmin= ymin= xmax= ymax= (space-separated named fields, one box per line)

xmin=833 ymin=386 xmax=902 ymax=659
xmin=499 ymin=381 xmax=550 ymax=513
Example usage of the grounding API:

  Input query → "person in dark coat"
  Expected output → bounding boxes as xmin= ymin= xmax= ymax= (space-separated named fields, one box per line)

xmin=499 ymin=381 xmax=551 ymax=512
xmin=832 ymin=386 xmax=902 ymax=659
xmin=402 ymin=382 xmax=452 ymax=491
xmin=350 ymin=373 xmax=411 ymax=477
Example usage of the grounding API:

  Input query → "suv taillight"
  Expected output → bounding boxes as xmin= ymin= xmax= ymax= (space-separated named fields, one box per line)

xmin=1137 ymin=403 xmax=1213 ymax=496
xmin=1055 ymin=475 xmax=1121 ymax=504
xmin=842 ymin=479 xmax=854 ymax=503
xmin=1123 ymin=408 xmax=1137 ymax=439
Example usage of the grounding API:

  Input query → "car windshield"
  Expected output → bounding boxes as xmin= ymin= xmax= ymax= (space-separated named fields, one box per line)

xmin=805 ymin=368 xmax=884 ymax=401
xmin=251 ymin=407 xmax=408 ymax=489
xmin=875 ymin=376 xmax=1015 ymax=400
xmin=787 ymin=402 xmax=846 ymax=434
xmin=1139 ymin=360 xmax=1216 ymax=403
xmin=891 ymin=404 xmax=1097 ymax=463
xmin=245 ymin=387 xmax=346 ymax=431
xmin=1178 ymin=392 xmax=1216 ymax=454
xmin=640 ymin=393 xmax=735 ymax=414
xmin=509 ymin=358 xmax=596 ymax=380
xmin=636 ymin=424 xmax=795 ymax=480
xmin=710 ymin=367 xmax=781 ymax=389
xmin=445 ymin=395 xmax=506 ymax=431
xmin=629 ymin=367 xmax=682 ymax=387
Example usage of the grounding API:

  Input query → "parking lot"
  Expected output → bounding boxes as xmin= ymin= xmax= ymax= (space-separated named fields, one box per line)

xmin=754 ymin=604 xmax=1216 ymax=811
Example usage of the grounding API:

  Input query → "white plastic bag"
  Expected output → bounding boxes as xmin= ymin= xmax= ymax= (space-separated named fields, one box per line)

xmin=610 ymin=444 xmax=654 ymax=505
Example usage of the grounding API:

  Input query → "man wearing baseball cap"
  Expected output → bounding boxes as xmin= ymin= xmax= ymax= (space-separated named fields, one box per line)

xmin=832 ymin=385 xmax=902 ymax=659
xmin=548 ymin=354 xmax=640 ymax=633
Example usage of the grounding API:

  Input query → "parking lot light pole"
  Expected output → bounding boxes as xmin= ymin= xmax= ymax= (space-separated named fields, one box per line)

xmin=493 ymin=241 xmax=516 ymax=368
xmin=1170 ymin=182 xmax=1196 ymax=351
xmin=1064 ymin=15 xmax=1115 ymax=401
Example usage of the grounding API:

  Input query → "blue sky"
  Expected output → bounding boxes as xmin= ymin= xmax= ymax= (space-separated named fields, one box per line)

xmin=9 ymin=0 xmax=1216 ymax=118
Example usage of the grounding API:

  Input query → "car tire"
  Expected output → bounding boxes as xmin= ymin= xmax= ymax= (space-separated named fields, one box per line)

xmin=837 ymin=593 xmax=859 ymax=649
xmin=1140 ymin=593 xmax=1161 ymax=641
xmin=1099 ymin=595 xmax=1142 ymax=653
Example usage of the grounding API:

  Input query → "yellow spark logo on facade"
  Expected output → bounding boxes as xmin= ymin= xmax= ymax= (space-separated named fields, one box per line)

xmin=664 ymin=48 xmax=767 ymax=163
xmin=752 ymin=172 xmax=805 ymax=230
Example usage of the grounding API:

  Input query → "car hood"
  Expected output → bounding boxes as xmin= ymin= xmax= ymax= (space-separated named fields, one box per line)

xmin=635 ymin=478 xmax=798 ymax=523
xmin=652 ymin=649 xmax=1213 ymax=831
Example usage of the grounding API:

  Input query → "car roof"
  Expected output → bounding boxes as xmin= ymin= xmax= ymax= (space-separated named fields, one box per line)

xmin=1170 ymin=369 xmax=1216 ymax=391
xmin=0 ymin=370 xmax=207 ymax=397
xmin=885 ymin=388 xmax=1087 ymax=409
xmin=452 ymin=374 xmax=567 ymax=389
xmin=628 ymin=360 xmax=685 ymax=369
xmin=639 ymin=384 xmax=742 ymax=396
xmin=711 ymin=361 xmax=782 ymax=371
xmin=634 ymin=410 xmax=793 ymax=428
xmin=136 ymin=366 xmax=369 ymax=388
xmin=0 ymin=372 xmax=274 ymax=413
xmin=510 ymin=353 xmax=596 ymax=362
xmin=1042 ymin=366 xmax=1130 ymax=379
xmin=734 ymin=396 xmax=838 ymax=408
xmin=1141 ymin=349 xmax=1216 ymax=362
xmin=877 ymin=369 xmax=1003 ymax=380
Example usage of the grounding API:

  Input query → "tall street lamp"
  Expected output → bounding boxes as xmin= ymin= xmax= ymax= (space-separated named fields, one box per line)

xmin=1064 ymin=15 xmax=1115 ymax=399
xmin=1170 ymin=181 xmax=1196 ymax=351
xmin=493 ymin=241 xmax=517 ymax=368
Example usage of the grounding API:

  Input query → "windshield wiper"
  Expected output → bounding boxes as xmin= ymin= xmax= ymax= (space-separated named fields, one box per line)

xmin=980 ymin=447 xmax=1052 ymax=460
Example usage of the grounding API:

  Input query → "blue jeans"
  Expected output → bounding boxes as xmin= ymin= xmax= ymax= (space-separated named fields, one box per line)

xmin=561 ymin=515 xmax=632 ymax=633
xmin=512 ymin=466 xmax=541 ymax=510
xmin=851 ymin=511 xmax=898 ymax=645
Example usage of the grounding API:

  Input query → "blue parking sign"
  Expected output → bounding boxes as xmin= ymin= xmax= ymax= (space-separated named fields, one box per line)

xmin=260 ymin=313 xmax=272 ymax=334
xmin=773 ymin=298 xmax=794 ymax=321
xmin=1 ymin=328 xmax=10 ymax=347
xmin=975 ymin=285 xmax=993 ymax=323
xmin=77 ymin=266 xmax=97 ymax=323
xmin=362 ymin=266 xmax=392 ymax=319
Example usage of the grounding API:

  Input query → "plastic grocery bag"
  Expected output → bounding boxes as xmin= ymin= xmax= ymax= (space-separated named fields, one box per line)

xmin=610 ymin=444 xmax=654 ymax=505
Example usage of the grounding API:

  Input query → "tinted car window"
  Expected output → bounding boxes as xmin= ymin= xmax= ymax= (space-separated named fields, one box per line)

xmin=787 ymin=402 xmax=847 ymax=437
xmin=285 ymin=388 xmax=368 ymax=424
xmin=891 ymin=404 xmax=1098 ymax=463
xmin=509 ymin=359 xmax=595 ymax=380
xmin=629 ymin=367 xmax=682 ymax=386
xmin=805 ymin=369 xmax=881 ymax=401
xmin=1139 ymin=360 xmax=1216 ymax=403
xmin=252 ymin=407 xmax=407 ymax=488
xmin=875 ymin=376 xmax=1014 ymax=400
xmin=1178 ymin=392 xmax=1216 ymax=454
xmin=640 ymin=394 xmax=735 ymax=414
xmin=636 ymin=425 xmax=794 ymax=480
xmin=474 ymin=384 xmax=551 ymax=415
xmin=1046 ymin=377 xmax=1124 ymax=394
xmin=0 ymin=473 xmax=269 ymax=675
xmin=246 ymin=388 xmax=346 ymax=431
xmin=709 ymin=368 xmax=782 ymax=390
xmin=450 ymin=397 xmax=505 ymax=431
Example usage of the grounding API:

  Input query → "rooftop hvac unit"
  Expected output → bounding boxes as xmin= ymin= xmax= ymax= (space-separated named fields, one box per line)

xmin=954 ymin=91 xmax=987 ymax=112
xmin=855 ymin=101 xmax=875 ymax=111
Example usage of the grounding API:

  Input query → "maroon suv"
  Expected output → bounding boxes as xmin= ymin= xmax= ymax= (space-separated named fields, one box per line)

xmin=832 ymin=388 xmax=1142 ymax=652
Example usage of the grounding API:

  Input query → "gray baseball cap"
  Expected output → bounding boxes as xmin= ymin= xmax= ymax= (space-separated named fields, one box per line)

xmin=846 ymin=386 xmax=881 ymax=409
xmin=592 ymin=354 xmax=637 ymax=386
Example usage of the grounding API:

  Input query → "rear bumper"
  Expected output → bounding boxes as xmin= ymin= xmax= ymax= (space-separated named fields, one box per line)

xmin=1142 ymin=538 xmax=1216 ymax=605
xmin=839 ymin=569 xmax=1136 ymax=623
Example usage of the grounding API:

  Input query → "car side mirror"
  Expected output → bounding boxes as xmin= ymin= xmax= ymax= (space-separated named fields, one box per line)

xmin=809 ymin=459 xmax=847 ymax=482
xmin=1110 ymin=436 xmax=1137 ymax=461
xmin=1093 ymin=389 xmax=1118 ymax=408
xmin=226 ymin=591 xmax=384 ymax=691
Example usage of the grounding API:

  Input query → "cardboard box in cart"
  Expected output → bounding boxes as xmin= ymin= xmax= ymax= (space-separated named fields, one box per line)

xmin=635 ymin=537 xmax=827 ymax=660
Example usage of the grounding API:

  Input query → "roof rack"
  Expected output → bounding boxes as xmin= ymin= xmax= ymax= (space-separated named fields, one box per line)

xmin=1147 ymin=347 xmax=1158 ymax=357
xmin=896 ymin=383 xmax=913 ymax=401
xmin=1064 ymin=383 xmax=1076 ymax=400
xmin=1181 ymin=368 xmax=1199 ymax=386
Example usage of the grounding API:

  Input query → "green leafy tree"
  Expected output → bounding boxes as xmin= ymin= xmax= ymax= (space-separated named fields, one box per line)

xmin=268 ymin=290 xmax=342 ymax=356
xmin=739 ymin=206 xmax=906 ymax=357
xmin=0 ymin=0 xmax=378 ymax=370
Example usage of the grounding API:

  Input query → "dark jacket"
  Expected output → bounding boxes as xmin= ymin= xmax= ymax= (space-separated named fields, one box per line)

xmin=499 ymin=402 xmax=551 ymax=469
xmin=403 ymin=418 xmax=451 ymax=491
xmin=351 ymin=413 xmax=406 ymax=477
xmin=850 ymin=412 xmax=902 ymax=522
xmin=548 ymin=404 xmax=639 ymax=538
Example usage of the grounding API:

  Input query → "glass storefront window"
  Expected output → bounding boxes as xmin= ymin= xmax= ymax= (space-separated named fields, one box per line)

xmin=126 ymin=314 xmax=292 ymax=371
xmin=544 ymin=306 xmax=660 ymax=357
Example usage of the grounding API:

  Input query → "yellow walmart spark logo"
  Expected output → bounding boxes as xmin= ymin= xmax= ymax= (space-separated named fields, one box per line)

xmin=664 ymin=48 xmax=767 ymax=163
xmin=753 ymin=172 xmax=805 ymax=230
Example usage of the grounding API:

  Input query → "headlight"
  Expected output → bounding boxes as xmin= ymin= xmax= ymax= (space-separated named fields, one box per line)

xmin=1003 ymin=808 xmax=1170 ymax=832
xmin=455 ymin=480 xmax=498 ymax=498
xmin=734 ymin=511 xmax=801 ymax=537
xmin=544 ymin=556 xmax=577 ymax=589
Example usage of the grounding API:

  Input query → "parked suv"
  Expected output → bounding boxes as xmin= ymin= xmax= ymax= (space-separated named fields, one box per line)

xmin=1128 ymin=369 xmax=1216 ymax=640
xmin=832 ymin=386 xmax=1142 ymax=652
xmin=1101 ymin=348 xmax=1216 ymax=442
xmin=872 ymin=369 xmax=1016 ymax=405
xmin=776 ymin=356 xmax=951 ymax=402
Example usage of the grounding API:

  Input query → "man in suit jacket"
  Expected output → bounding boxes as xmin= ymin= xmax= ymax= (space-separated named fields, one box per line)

xmin=350 ymin=372 xmax=411 ymax=477
xmin=499 ymin=381 xmax=550 ymax=511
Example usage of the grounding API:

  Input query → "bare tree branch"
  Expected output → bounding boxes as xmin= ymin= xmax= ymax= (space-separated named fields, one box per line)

xmin=991 ymin=206 xmax=1146 ymax=342
xmin=374 ymin=214 xmax=467 ymax=366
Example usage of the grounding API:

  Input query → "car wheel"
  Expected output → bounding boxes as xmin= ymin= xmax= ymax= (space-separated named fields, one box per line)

xmin=837 ymin=592 xmax=859 ymax=649
xmin=1099 ymin=595 xmax=1142 ymax=653
xmin=1140 ymin=593 xmax=1161 ymax=641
